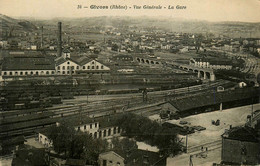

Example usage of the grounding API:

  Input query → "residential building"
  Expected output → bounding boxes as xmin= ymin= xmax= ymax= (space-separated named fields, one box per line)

xmin=189 ymin=58 xmax=232 ymax=70
xmin=221 ymin=126 xmax=260 ymax=165
xmin=98 ymin=149 xmax=166 ymax=166
xmin=38 ymin=115 xmax=121 ymax=147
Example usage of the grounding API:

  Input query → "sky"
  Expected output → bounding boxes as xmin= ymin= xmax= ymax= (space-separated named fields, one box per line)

xmin=0 ymin=0 xmax=260 ymax=22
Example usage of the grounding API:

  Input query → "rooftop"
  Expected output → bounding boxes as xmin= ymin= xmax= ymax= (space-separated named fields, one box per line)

xmin=222 ymin=126 xmax=259 ymax=143
xmin=2 ymin=56 xmax=55 ymax=71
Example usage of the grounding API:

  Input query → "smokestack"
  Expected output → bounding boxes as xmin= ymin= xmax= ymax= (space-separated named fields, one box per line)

xmin=57 ymin=22 xmax=62 ymax=57
xmin=41 ymin=26 xmax=43 ymax=48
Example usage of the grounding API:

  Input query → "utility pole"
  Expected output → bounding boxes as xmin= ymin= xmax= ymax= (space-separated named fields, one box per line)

xmin=189 ymin=155 xmax=193 ymax=166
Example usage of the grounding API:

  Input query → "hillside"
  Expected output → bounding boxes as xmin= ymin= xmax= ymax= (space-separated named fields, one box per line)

xmin=0 ymin=14 xmax=38 ymax=33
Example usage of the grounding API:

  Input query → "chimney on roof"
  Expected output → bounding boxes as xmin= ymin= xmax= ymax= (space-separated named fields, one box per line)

xmin=57 ymin=22 xmax=62 ymax=57
xmin=41 ymin=26 xmax=43 ymax=49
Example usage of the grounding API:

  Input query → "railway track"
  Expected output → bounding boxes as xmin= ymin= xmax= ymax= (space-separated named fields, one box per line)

xmin=0 ymin=80 xmax=233 ymax=138
xmin=187 ymin=140 xmax=222 ymax=154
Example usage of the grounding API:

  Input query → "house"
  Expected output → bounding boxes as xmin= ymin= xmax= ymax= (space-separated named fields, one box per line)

xmin=221 ymin=126 xmax=260 ymax=165
xmin=112 ymin=54 xmax=133 ymax=62
xmin=55 ymin=55 xmax=110 ymax=75
xmin=1 ymin=56 xmax=56 ymax=77
xmin=0 ymin=136 xmax=26 ymax=155
xmin=64 ymin=158 xmax=87 ymax=166
xmin=99 ymin=151 xmax=125 ymax=166
xmin=98 ymin=149 xmax=166 ymax=166
xmin=38 ymin=127 xmax=53 ymax=148
xmin=12 ymin=147 xmax=49 ymax=166
xmin=78 ymin=57 xmax=110 ymax=74
xmin=189 ymin=58 xmax=232 ymax=70
xmin=38 ymin=115 xmax=122 ymax=147
xmin=55 ymin=56 xmax=80 ymax=75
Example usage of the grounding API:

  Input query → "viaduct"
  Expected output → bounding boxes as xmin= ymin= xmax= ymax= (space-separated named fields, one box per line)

xmin=135 ymin=57 xmax=216 ymax=81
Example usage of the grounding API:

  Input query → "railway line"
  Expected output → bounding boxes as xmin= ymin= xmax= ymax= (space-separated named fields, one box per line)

xmin=0 ymin=80 xmax=234 ymax=138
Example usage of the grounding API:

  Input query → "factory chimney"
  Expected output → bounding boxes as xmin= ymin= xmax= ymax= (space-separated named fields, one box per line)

xmin=57 ymin=22 xmax=62 ymax=57
xmin=41 ymin=26 xmax=43 ymax=49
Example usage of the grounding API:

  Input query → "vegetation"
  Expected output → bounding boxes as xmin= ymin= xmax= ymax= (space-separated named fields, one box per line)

xmin=48 ymin=124 xmax=108 ymax=165
xmin=111 ymin=137 xmax=138 ymax=152
xmin=115 ymin=113 xmax=182 ymax=155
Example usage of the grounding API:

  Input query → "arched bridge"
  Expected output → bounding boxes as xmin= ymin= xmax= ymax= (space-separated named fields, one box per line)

xmin=135 ymin=57 xmax=163 ymax=66
xmin=166 ymin=62 xmax=216 ymax=81
xmin=135 ymin=57 xmax=215 ymax=81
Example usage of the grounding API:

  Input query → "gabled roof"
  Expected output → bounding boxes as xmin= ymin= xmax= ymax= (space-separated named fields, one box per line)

xmin=12 ymin=148 xmax=48 ymax=166
xmin=2 ymin=56 xmax=55 ymax=71
xmin=58 ymin=115 xmax=94 ymax=127
xmin=74 ymin=56 xmax=92 ymax=66
xmin=65 ymin=158 xmax=86 ymax=166
xmin=55 ymin=57 xmax=80 ymax=66
xmin=169 ymin=87 xmax=258 ymax=112
xmin=100 ymin=149 xmax=166 ymax=166
xmin=222 ymin=126 xmax=259 ymax=143
xmin=99 ymin=151 xmax=125 ymax=160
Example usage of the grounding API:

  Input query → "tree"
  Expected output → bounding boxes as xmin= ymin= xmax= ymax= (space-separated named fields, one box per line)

xmin=48 ymin=124 xmax=75 ymax=155
xmin=116 ymin=113 xmax=182 ymax=156
xmin=111 ymin=137 xmax=137 ymax=152
xmin=48 ymin=125 xmax=108 ymax=164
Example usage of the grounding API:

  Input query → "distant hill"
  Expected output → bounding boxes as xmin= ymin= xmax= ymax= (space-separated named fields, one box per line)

xmin=0 ymin=14 xmax=38 ymax=34
xmin=36 ymin=16 xmax=260 ymax=38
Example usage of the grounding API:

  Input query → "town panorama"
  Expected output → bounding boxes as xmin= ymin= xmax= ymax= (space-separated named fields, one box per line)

xmin=0 ymin=14 xmax=260 ymax=166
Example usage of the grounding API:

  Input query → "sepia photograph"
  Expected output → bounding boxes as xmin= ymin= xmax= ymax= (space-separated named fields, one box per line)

xmin=0 ymin=0 xmax=260 ymax=165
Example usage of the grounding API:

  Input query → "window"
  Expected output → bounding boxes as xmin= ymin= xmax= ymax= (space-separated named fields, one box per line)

xmin=101 ymin=65 xmax=104 ymax=69
xmin=87 ymin=66 xmax=90 ymax=69
xmin=92 ymin=66 xmax=94 ymax=69
xmin=96 ymin=66 xmax=99 ymax=69
xmin=67 ymin=61 xmax=70 ymax=65
xmin=83 ymin=66 xmax=85 ymax=69
xmin=4 ymin=72 xmax=7 ymax=75
xmin=95 ymin=123 xmax=97 ymax=128
xmin=117 ymin=162 xmax=120 ymax=166
xmin=99 ymin=131 xmax=102 ymax=138
xmin=109 ymin=161 xmax=113 ymax=164
xmin=51 ymin=71 xmax=55 ymax=74
xmin=76 ymin=66 xmax=79 ymax=69
xmin=108 ymin=129 xmax=111 ymax=136
xmin=67 ymin=71 xmax=70 ymax=74
xmin=62 ymin=66 xmax=65 ymax=70
xmin=67 ymin=66 xmax=70 ymax=70
xmin=62 ymin=71 xmax=65 ymax=74
xmin=71 ymin=66 xmax=74 ymax=70
xmin=46 ymin=71 xmax=49 ymax=75
xmin=78 ymin=127 xmax=80 ymax=131
xmin=92 ymin=61 xmax=95 ymax=64
xmin=25 ymin=72 xmax=28 ymax=75
xmin=94 ymin=132 xmax=97 ymax=138
xmin=15 ymin=72 xmax=18 ymax=75
xmin=118 ymin=127 xmax=120 ymax=133
xmin=103 ymin=160 xmax=107 ymax=166
xmin=114 ymin=127 xmax=117 ymax=134
xmin=58 ymin=66 xmax=60 ymax=70
xmin=31 ymin=71 xmax=34 ymax=75
xmin=90 ymin=124 xmax=92 ymax=129
xmin=103 ymin=130 xmax=106 ymax=137
xmin=84 ymin=125 xmax=86 ymax=130
xmin=90 ymin=133 xmax=92 ymax=137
